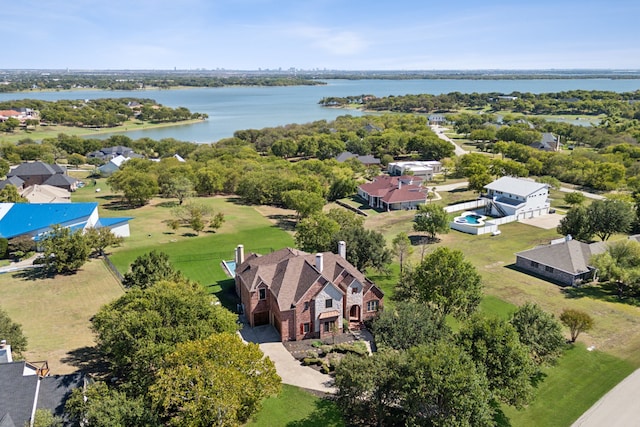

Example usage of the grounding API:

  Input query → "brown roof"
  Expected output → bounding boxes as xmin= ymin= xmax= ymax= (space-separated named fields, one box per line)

xmin=236 ymin=248 xmax=380 ymax=312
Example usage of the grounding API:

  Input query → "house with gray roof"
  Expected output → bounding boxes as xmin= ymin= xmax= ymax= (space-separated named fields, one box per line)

xmin=234 ymin=243 xmax=384 ymax=342
xmin=335 ymin=151 xmax=381 ymax=166
xmin=483 ymin=176 xmax=550 ymax=219
xmin=515 ymin=237 xmax=607 ymax=286
xmin=5 ymin=162 xmax=78 ymax=191
xmin=530 ymin=132 xmax=560 ymax=152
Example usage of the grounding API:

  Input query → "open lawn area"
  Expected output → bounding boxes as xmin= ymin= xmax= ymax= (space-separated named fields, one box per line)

xmin=248 ymin=385 xmax=343 ymax=427
xmin=0 ymin=259 xmax=124 ymax=374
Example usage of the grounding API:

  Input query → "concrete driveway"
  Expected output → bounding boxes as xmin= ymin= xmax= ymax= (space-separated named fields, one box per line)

xmin=239 ymin=324 xmax=336 ymax=394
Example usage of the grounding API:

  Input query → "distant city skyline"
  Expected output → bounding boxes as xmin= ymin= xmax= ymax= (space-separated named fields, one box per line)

xmin=3 ymin=0 xmax=639 ymax=71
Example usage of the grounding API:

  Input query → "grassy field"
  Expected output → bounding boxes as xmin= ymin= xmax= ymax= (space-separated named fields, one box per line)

xmin=247 ymin=385 xmax=344 ymax=427
xmin=0 ymin=259 xmax=124 ymax=373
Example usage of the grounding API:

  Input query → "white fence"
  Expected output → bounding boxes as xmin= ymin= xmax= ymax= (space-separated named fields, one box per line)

xmin=444 ymin=199 xmax=487 ymax=213
xmin=449 ymin=214 xmax=517 ymax=235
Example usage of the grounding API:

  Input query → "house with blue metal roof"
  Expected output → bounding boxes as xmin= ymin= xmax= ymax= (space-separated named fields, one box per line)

xmin=0 ymin=202 xmax=131 ymax=241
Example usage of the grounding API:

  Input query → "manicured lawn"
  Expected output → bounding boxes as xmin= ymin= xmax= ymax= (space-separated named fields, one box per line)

xmin=248 ymin=385 xmax=344 ymax=427
xmin=502 ymin=344 xmax=634 ymax=427
xmin=0 ymin=259 xmax=124 ymax=374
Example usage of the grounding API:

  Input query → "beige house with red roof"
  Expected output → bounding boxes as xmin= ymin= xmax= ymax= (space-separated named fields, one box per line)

xmin=357 ymin=175 xmax=428 ymax=211
xmin=234 ymin=244 xmax=384 ymax=342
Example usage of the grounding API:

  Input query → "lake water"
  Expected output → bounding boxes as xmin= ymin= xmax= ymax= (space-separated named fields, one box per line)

xmin=1 ymin=79 xmax=639 ymax=143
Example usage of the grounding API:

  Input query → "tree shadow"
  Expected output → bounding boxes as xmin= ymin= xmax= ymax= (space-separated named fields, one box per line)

xmin=156 ymin=200 xmax=179 ymax=208
xmin=268 ymin=214 xmax=298 ymax=232
xmin=181 ymin=232 xmax=198 ymax=237
xmin=286 ymin=397 xmax=344 ymax=427
xmin=102 ymin=199 xmax=136 ymax=211
xmin=491 ymin=399 xmax=513 ymax=427
xmin=60 ymin=346 xmax=111 ymax=378
xmin=13 ymin=267 xmax=50 ymax=281
xmin=408 ymin=234 xmax=439 ymax=245
xmin=207 ymin=278 xmax=239 ymax=312
xmin=562 ymin=282 xmax=640 ymax=307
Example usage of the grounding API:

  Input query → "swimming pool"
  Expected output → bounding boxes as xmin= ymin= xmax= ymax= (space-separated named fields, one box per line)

xmin=222 ymin=260 xmax=236 ymax=276
xmin=453 ymin=212 xmax=487 ymax=227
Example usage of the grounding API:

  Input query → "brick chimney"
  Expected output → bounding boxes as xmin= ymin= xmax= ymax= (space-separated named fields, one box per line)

xmin=236 ymin=244 xmax=244 ymax=265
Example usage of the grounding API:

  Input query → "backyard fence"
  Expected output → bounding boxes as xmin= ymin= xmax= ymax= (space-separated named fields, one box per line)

xmin=444 ymin=199 xmax=487 ymax=213
xmin=102 ymin=254 xmax=124 ymax=285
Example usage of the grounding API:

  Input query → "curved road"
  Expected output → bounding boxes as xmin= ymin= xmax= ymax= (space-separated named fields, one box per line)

xmin=430 ymin=124 xmax=468 ymax=156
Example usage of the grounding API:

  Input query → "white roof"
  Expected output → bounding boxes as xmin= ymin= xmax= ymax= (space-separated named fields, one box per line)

xmin=484 ymin=177 xmax=548 ymax=197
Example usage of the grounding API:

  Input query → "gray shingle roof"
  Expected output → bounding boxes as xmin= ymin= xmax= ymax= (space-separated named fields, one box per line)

xmin=516 ymin=240 xmax=607 ymax=275
xmin=8 ymin=162 xmax=58 ymax=177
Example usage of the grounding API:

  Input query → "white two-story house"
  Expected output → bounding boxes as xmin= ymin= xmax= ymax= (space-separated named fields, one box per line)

xmin=483 ymin=177 xmax=550 ymax=219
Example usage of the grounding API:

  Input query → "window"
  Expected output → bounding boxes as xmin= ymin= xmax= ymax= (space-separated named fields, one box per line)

xmin=352 ymin=287 xmax=359 ymax=294
xmin=303 ymin=323 xmax=310 ymax=333
xmin=545 ymin=266 xmax=554 ymax=273
xmin=325 ymin=299 xmax=333 ymax=308
xmin=367 ymin=300 xmax=379 ymax=312
xmin=304 ymin=301 xmax=309 ymax=311
xmin=323 ymin=320 xmax=335 ymax=332
xmin=530 ymin=261 xmax=539 ymax=268
xmin=259 ymin=288 xmax=266 ymax=300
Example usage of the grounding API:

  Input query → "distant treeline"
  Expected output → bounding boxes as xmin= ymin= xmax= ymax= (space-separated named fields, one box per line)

xmin=0 ymin=98 xmax=205 ymax=128
xmin=0 ymin=73 xmax=325 ymax=92
xmin=320 ymin=90 xmax=640 ymax=118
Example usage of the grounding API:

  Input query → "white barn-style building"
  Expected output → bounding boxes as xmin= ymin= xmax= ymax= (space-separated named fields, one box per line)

xmin=483 ymin=177 xmax=550 ymax=219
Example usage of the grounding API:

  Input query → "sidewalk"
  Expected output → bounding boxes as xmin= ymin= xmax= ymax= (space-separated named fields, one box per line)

xmin=0 ymin=254 xmax=40 ymax=274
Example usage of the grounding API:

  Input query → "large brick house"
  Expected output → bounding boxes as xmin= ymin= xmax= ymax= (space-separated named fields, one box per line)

xmin=234 ymin=243 xmax=384 ymax=342
xmin=357 ymin=175 xmax=428 ymax=211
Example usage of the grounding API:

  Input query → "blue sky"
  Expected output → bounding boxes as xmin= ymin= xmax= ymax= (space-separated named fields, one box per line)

xmin=3 ymin=0 xmax=639 ymax=70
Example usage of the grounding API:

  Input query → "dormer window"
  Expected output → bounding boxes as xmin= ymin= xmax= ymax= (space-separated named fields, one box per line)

xmin=259 ymin=288 xmax=266 ymax=300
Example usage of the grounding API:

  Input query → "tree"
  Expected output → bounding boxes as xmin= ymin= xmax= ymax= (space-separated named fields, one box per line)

xmin=0 ymin=307 xmax=28 ymax=358
xmin=468 ymin=171 xmax=493 ymax=194
xmin=0 ymin=158 xmax=9 ymax=177
xmin=150 ymin=333 xmax=280 ymax=426
xmin=161 ymin=175 xmax=194 ymax=205
xmin=32 ymin=409 xmax=63 ymax=427
xmin=0 ymin=184 xmax=28 ymax=203
xmin=172 ymin=202 xmax=219 ymax=234
xmin=35 ymin=225 xmax=91 ymax=274
xmin=560 ymin=309 xmax=594 ymax=343
xmin=8 ymin=234 xmax=35 ymax=260
xmin=282 ymin=189 xmax=325 ymax=219
xmin=92 ymin=280 xmax=238 ymax=395
xmin=122 ymin=250 xmax=182 ymax=289
xmin=294 ymin=212 xmax=340 ymax=253
xmin=557 ymin=206 xmax=593 ymax=242
xmin=331 ymin=225 xmax=392 ymax=272
xmin=413 ymin=203 xmax=449 ymax=241
xmin=84 ymin=227 xmax=124 ymax=256
xmin=371 ymin=301 xmax=450 ymax=351
xmin=66 ymin=381 xmax=156 ymax=427
xmin=591 ymin=239 xmax=640 ymax=297
xmin=391 ymin=232 xmax=413 ymax=276
xmin=457 ymin=315 xmax=535 ymax=408
xmin=588 ymin=199 xmax=634 ymax=241
xmin=406 ymin=247 xmax=483 ymax=321
xmin=510 ymin=302 xmax=566 ymax=365
xmin=563 ymin=191 xmax=586 ymax=207
xmin=209 ymin=211 xmax=225 ymax=232
xmin=108 ymin=169 xmax=158 ymax=207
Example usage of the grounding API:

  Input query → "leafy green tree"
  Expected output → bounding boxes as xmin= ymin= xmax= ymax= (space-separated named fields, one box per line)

xmin=31 ymin=409 xmax=63 ymax=427
xmin=405 ymin=247 xmax=483 ymax=321
xmin=92 ymin=280 xmax=238 ymax=395
xmin=172 ymin=202 xmax=219 ymax=234
xmin=588 ymin=199 xmax=634 ymax=241
xmin=591 ymin=239 xmax=640 ymax=297
xmin=458 ymin=315 xmax=535 ymax=408
xmin=294 ymin=212 xmax=340 ymax=253
xmin=84 ymin=227 xmax=124 ymax=256
xmin=0 ymin=237 xmax=7 ymax=259
xmin=8 ymin=235 xmax=35 ymax=260
xmin=391 ymin=232 xmax=413 ymax=276
xmin=327 ymin=177 xmax=357 ymax=201
xmin=563 ymin=191 xmax=586 ymax=207
xmin=35 ymin=225 xmax=91 ymax=274
xmin=510 ymin=302 xmax=566 ymax=365
xmin=108 ymin=169 xmax=158 ymax=207
xmin=0 ymin=184 xmax=28 ymax=203
xmin=371 ymin=301 xmax=450 ymax=351
xmin=331 ymin=225 xmax=392 ymax=272
xmin=468 ymin=171 xmax=493 ymax=194
xmin=161 ymin=175 xmax=194 ymax=205
xmin=560 ymin=309 xmax=594 ymax=343
xmin=209 ymin=211 xmax=225 ymax=231
xmin=122 ymin=250 xmax=182 ymax=289
xmin=557 ymin=206 xmax=594 ymax=241
xmin=403 ymin=343 xmax=495 ymax=426
xmin=282 ymin=189 xmax=325 ymax=219
xmin=0 ymin=307 xmax=28 ymax=358
xmin=413 ymin=203 xmax=449 ymax=241
xmin=0 ymin=158 xmax=9 ymax=177
xmin=66 ymin=381 xmax=156 ymax=427
xmin=150 ymin=333 xmax=280 ymax=426
xmin=67 ymin=153 xmax=86 ymax=166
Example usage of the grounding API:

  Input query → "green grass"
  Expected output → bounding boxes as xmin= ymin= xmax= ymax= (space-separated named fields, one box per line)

xmin=248 ymin=385 xmax=344 ymax=427
xmin=502 ymin=344 xmax=634 ymax=427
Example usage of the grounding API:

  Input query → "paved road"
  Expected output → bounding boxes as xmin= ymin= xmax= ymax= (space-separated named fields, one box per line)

xmin=572 ymin=368 xmax=640 ymax=427
xmin=430 ymin=124 xmax=468 ymax=156
xmin=239 ymin=324 xmax=336 ymax=394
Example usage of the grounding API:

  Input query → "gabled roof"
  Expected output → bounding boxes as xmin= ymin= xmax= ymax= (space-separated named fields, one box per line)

xmin=0 ymin=177 xmax=24 ymax=190
xmin=484 ymin=177 xmax=548 ymax=198
xmin=0 ymin=202 xmax=97 ymax=239
xmin=530 ymin=133 xmax=559 ymax=151
xmin=20 ymin=185 xmax=71 ymax=204
xmin=42 ymin=174 xmax=77 ymax=187
xmin=236 ymin=248 xmax=379 ymax=312
xmin=516 ymin=239 xmax=607 ymax=275
xmin=8 ymin=162 xmax=61 ymax=178
xmin=335 ymin=151 xmax=380 ymax=165
xmin=359 ymin=175 xmax=427 ymax=204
